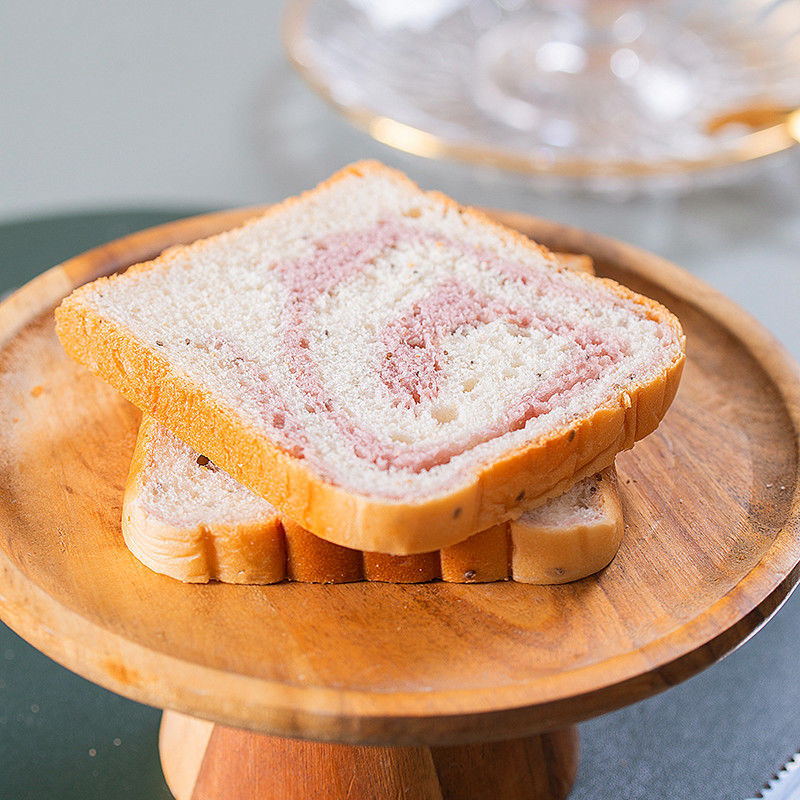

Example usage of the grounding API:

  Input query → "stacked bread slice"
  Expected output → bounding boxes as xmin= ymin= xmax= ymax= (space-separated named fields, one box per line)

xmin=123 ymin=416 xmax=623 ymax=584
xmin=56 ymin=162 xmax=685 ymax=583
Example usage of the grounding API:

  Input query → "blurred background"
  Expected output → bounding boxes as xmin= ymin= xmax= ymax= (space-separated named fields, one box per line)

xmin=2 ymin=0 xmax=799 ymax=341
xmin=1 ymin=1 xmax=799 ymax=798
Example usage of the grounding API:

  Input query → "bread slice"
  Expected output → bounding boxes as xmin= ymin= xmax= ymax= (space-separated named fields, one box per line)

xmin=123 ymin=415 xmax=623 ymax=584
xmin=510 ymin=470 xmax=624 ymax=584
xmin=57 ymin=161 xmax=684 ymax=554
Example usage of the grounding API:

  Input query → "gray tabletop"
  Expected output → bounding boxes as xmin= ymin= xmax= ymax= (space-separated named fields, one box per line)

xmin=1 ymin=1 xmax=799 ymax=798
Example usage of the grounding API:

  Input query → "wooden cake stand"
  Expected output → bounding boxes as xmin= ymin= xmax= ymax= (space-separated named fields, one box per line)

xmin=0 ymin=210 xmax=798 ymax=800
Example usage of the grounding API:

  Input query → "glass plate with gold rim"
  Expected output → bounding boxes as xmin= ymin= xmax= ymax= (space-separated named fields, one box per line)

xmin=283 ymin=0 xmax=800 ymax=186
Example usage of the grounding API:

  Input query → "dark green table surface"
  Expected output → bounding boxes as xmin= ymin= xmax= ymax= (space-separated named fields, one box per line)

xmin=0 ymin=210 xmax=798 ymax=800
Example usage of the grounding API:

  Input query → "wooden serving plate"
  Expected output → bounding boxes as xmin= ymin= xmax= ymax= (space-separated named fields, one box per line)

xmin=0 ymin=209 xmax=798 ymax=800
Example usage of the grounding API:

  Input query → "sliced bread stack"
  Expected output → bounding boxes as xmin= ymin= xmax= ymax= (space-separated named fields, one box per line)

xmin=56 ymin=162 xmax=685 ymax=583
xmin=122 ymin=248 xmax=624 ymax=584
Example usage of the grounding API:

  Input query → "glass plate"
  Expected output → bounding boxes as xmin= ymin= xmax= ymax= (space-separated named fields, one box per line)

xmin=283 ymin=0 xmax=800 ymax=185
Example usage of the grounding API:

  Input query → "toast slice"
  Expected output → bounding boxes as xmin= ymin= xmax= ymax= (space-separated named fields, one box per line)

xmin=57 ymin=161 xmax=684 ymax=554
xmin=123 ymin=416 xmax=624 ymax=584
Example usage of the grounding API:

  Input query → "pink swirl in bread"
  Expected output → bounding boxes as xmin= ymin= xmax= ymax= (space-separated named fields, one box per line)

xmin=56 ymin=161 xmax=684 ymax=553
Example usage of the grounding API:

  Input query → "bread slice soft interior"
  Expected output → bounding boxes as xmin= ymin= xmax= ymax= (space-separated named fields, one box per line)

xmin=58 ymin=160 xmax=684 ymax=554
xmin=123 ymin=415 xmax=624 ymax=584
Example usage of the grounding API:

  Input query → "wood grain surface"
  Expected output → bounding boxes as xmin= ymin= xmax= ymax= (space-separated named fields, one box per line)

xmin=0 ymin=208 xmax=798 ymax=745
xmin=159 ymin=710 xmax=579 ymax=800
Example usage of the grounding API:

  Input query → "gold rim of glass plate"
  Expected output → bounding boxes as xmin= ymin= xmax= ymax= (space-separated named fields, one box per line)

xmin=282 ymin=0 xmax=800 ymax=180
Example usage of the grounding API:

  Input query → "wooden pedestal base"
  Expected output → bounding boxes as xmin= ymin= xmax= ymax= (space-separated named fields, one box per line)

xmin=159 ymin=711 xmax=579 ymax=800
